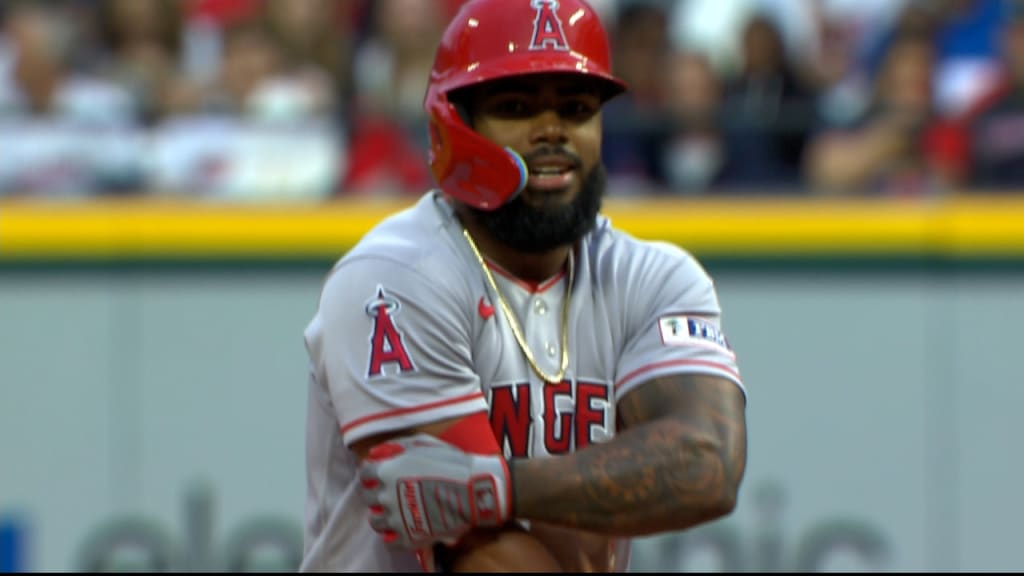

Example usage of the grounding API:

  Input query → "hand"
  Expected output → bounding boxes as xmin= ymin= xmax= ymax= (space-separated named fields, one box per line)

xmin=358 ymin=433 xmax=513 ymax=550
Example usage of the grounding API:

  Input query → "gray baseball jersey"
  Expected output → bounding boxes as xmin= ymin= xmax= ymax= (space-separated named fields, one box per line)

xmin=301 ymin=191 xmax=745 ymax=572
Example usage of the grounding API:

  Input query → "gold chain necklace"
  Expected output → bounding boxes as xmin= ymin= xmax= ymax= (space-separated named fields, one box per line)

xmin=463 ymin=229 xmax=572 ymax=384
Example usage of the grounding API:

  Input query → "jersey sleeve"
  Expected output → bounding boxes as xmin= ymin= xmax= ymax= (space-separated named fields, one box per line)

xmin=614 ymin=242 xmax=745 ymax=401
xmin=305 ymin=256 xmax=487 ymax=447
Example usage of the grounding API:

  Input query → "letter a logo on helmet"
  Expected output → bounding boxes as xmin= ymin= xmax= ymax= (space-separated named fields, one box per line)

xmin=424 ymin=0 xmax=627 ymax=211
xmin=530 ymin=0 xmax=569 ymax=51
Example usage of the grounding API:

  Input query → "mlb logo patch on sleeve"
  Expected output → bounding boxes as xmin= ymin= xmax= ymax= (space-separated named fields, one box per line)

xmin=658 ymin=315 xmax=732 ymax=352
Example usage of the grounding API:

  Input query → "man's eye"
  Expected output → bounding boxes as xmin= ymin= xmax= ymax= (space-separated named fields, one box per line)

xmin=493 ymin=100 xmax=530 ymax=116
xmin=561 ymin=100 xmax=598 ymax=119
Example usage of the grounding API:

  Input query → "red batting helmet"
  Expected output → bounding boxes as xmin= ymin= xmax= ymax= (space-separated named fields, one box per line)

xmin=425 ymin=0 xmax=627 ymax=210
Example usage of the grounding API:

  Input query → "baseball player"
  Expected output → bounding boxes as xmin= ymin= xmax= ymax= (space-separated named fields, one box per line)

xmin=302 ymin=0 xmax=748 ymax=571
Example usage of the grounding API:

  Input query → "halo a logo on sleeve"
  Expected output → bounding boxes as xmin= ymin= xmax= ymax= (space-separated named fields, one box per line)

xmin=658 ymin=315 xmax=733 ymax=354
xmin=365 ymin=286 xmax=417 ymax=378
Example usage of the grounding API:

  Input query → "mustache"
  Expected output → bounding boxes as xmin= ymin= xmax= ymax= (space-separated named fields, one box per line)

xmin=521 ymin=146 xmax=582 ymax=170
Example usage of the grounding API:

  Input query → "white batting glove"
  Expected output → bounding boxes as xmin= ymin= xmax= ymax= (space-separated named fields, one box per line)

xmin=358 ymin=433 xmax=513 ymax=550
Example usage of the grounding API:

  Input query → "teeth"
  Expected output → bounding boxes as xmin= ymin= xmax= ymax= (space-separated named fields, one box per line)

xmin=533 ymin=167 xmax=566 ymax=175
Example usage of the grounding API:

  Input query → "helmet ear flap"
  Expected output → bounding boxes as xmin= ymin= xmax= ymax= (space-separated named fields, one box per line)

xmin=427 ymin=94 xmax=527 ymax=211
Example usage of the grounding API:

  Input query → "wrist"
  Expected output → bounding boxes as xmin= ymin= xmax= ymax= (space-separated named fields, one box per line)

xmin=469 ymin=453 xmax=514 ymax=525
xmin=505 ymin=457 xmax=516 ymax=518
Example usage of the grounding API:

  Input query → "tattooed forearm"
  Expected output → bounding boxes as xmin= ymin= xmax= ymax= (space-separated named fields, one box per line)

xmin=511 ymin=374 xmax=747 ymax=535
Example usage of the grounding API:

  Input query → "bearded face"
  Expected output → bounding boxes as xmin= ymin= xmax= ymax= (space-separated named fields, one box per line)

xmin=469 ymin=162 xmax=606 ymax=253
xmin=455 ymin=73 xmax=613 ymax=253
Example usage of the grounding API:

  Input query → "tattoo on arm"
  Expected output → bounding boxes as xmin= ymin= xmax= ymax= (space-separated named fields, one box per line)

xmin=512 ymin=373 xmax=747 ymax=535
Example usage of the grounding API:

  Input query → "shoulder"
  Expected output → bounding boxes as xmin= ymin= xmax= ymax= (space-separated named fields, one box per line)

xmin=587 ymin=216 xmax=713 ymax=288
xmin=342 ymin=192 xmax=455 ymax=266
xmin=318 ymin=192 xmax=475 ymax=310
xmin=583 ymin=216 xmax=721 ymax=317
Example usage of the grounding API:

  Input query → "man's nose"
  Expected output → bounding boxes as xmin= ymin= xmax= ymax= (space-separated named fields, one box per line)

xmin=529 ymin=109 xmax=568 ymax=146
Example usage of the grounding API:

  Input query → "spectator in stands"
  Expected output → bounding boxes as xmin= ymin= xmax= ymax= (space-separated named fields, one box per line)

xmin=804 ymin=30 xmax=965 ymax=196
xmin=963 ymin=3 xmax=1024 ymax=189
xmin=94 ymin=0 xmax=194 ymax=125
xmin=216 ymin=20 xmax=285 ymax=114
xmin=0 ymin=0 xmax=144 ymax=196
xmin=656 ymin=49 xmax=727 ymax=194
xmin=931 ymin=0 xmax=1008 ymax=117
xmin=351 ymin=0 xmax=446 ymax=134
xmin=717 ymin=12 xmax=818 ymax=192
xmin=601 ymin=0 xmax=672 ymax=193
xmin=802 ymin=2 xmax=875 ymax=129
xmin=862 ymin=0 xmax=1008 ymax=119
xmin=147 ymin=12 xmax=342 ymax=201
xmin=261 ymin=0 xmax=353 ymax=118
xmin=0 ymin=1 xmax=136 ymax=123
xmin=342 ymin=0 xmax=446 ymax=197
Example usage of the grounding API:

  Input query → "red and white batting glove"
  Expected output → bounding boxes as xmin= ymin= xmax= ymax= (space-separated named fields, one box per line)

xmin=358 ymin=433 xmax=513 ymax=550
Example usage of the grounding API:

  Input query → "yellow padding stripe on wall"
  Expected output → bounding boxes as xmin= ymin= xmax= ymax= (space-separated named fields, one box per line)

xmin=1 ymin=196 xmax=1023 ymax=259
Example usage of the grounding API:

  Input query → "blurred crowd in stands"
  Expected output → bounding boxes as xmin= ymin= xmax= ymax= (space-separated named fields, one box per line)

xmin=2 ymin=0 xmax=1024 ymax=200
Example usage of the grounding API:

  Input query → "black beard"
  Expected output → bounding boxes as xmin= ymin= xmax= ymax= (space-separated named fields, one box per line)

xmin=470 ymin=164 xmax=606 ymax=253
